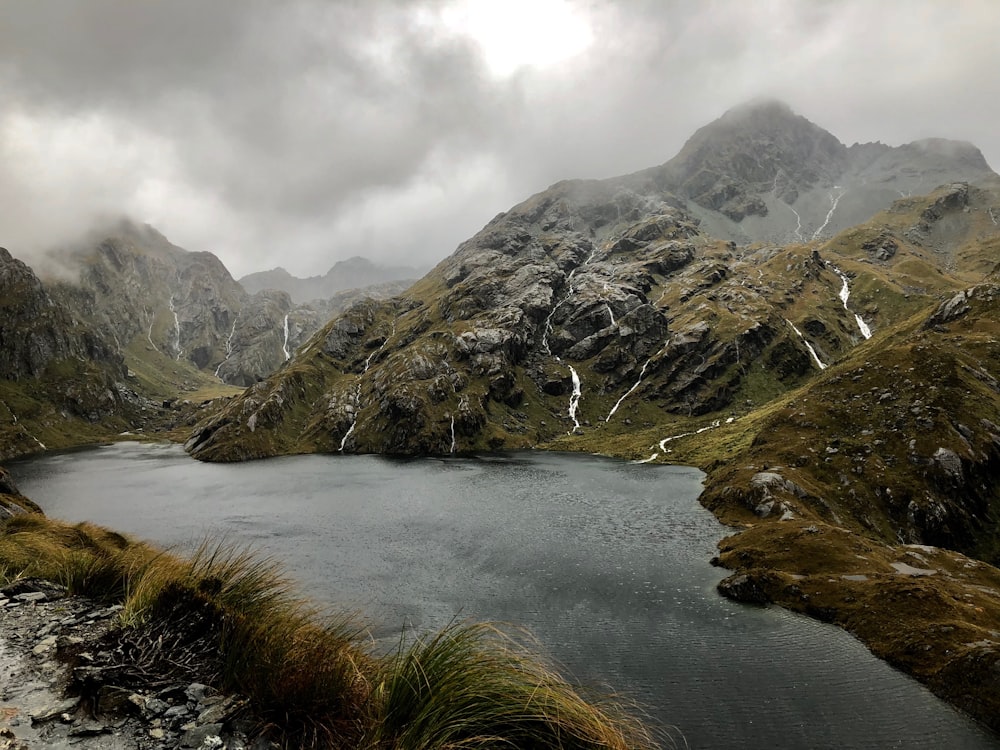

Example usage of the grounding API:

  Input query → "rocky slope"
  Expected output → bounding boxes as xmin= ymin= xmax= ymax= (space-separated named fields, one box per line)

xmin=184 ymin=176 xmax=1000 ymax=463
xmin=239 ymin=256 xmax=421 ymax=303
xmin=0 ymin=248 xmax=140 ymax=460
xmin=46 ymin=220 xmax=295 ymax=389
xmin=32 ymin=221 xmax=409 ymax=390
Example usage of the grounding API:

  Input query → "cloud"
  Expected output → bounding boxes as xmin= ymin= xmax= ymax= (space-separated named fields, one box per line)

xmin=0 ymin=0 xmax=998 ymax=278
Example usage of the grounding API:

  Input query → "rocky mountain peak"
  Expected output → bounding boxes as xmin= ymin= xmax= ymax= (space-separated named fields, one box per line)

xmin=904 ymin=138 xmax=992 ymax=171
xmin=655 ymin=99 xmax=847 ymax=220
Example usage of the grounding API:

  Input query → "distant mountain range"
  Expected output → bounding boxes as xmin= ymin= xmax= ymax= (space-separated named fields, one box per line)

xmin=239 ymin=257 xmax=422 ymax=303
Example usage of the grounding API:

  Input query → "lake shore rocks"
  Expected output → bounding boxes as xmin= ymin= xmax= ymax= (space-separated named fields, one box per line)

xmin=0 ymin=580 xmax=263 ymax=750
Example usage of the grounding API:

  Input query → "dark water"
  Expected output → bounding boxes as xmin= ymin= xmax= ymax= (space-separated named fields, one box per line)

xmin=10 ymin=442 xmax=997 ymax=749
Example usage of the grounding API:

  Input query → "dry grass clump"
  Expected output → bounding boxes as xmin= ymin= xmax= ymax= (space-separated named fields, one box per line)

xmin=370 ymin=621 xmax=657 ymax=750
xmin=0 ymin=513 xmax=660 ymax=750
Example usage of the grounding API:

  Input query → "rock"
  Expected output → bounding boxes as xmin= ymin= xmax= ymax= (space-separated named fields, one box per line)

xmin=164 ymin=705 xmax=193 ymax=722
xmin=928 ymin=290 xmax=971 ymax=326
xmin=68 ymin=721 xmax=111 ymax=737
xmin=95 ymin=685 xmax=137 ymax=716
xmin=891 ymin=562 xmax=937 ymax=577
xmin=15 ymin=592 xmax=47 ymax=604
xmin=861 ymin=234 xmax=898 ymax=261
xmin=180 ymin=722 xmax=224 ymax=748
xmin=197 ymin=696 xmax=245 ymax=725
xmin=144 ymin=697 xmax=171 ymax=717
xmin=27 ymin=697 xmax=79 ymax=724
xmin=0 ymin=468 xmax=21 ymax=496
xmin=717 ymin=573 xmax=771 ymax=605
xmin=932 ymin=447 xmax=964 ymax=481
xmin=31 ymin=635 xmax=57 ymax=654
xmin=185 ymin=683 xmax=213 ymax=703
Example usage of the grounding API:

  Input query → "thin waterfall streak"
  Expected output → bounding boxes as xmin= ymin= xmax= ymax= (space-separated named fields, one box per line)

xmin=168 ymin=295 xmax=182 ymax=360
xmin=812 ymin=189 xmax=845 ymax=240
xmin=340 ymin=323 xmax=395 ymax=452
xmin=831 ymin=266 xmax=872 ymax=340
xmin=567 ymin=365 xmax=582 ymax=432
xmin=215 ymin=314 xmax=240 ymax=378
xmin=786 ymin=319 xmax=827 ymax=370
xmin=282 ymin=314 xmax=291 ymax=360
xmin=606 ymin=360 xmax=650 ymax=421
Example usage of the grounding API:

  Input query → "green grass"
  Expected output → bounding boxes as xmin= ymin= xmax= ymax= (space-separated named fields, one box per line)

xmin=0 ymin=513 xmax=660 ymax=750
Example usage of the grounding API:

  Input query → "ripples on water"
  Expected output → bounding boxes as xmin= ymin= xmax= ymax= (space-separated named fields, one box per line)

xmin=11 ymin=443 xmax=998 ymax=750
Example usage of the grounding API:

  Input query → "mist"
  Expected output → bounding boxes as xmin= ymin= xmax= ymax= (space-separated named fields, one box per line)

xmin=1 ymin=0 xmax=998 ymax=278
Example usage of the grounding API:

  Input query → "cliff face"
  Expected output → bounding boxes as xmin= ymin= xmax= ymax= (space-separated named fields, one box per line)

xmin=0 ymin=247 xmax=135 ymax=459
xmin=0 ymin=247 xmax=123 ymax=381
xmin=39 ymin=222 xmax=412 ymax=389
xmin=47 ymin=222 xmax=293 ymax=388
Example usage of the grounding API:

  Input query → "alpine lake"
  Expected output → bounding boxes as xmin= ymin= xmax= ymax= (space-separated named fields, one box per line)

xmin=10 ymin=442 xmax=997 ymax=749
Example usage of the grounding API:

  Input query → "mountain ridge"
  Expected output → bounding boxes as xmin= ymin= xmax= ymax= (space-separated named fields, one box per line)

xmin=238 ymin=256 xmax=422 ymax=304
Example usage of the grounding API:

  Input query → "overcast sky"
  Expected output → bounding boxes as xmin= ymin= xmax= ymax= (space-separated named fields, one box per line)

xmin=2 ymin=0 xmax=998 ymax=278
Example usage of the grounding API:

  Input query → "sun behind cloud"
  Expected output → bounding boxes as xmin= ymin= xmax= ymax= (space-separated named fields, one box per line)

xmin=438 ymin=0 xmax=593 ymax=77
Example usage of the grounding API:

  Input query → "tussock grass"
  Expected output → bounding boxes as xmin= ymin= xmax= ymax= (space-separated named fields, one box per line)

xmin=0 ymin=513 xmax=659 ymax=750
xmin=370 ymin=621 xmax=657 ymax=750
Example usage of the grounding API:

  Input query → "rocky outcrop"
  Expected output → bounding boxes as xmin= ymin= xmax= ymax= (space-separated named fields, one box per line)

xmin=0 ymin=248 xmax=123 ymax=382
xmin=187 ymin=187 xmax=900 ymax=460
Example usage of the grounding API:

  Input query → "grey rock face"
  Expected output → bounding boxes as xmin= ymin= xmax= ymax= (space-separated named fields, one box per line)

xmin=0 ymin=248 xmax=123 ymax=382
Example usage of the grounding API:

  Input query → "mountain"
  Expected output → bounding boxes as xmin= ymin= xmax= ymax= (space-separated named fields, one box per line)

xmin=183 ymin=101 xmax=1000 ymax=728
xmin=238 ymin=256 xmax=422 ymax=303
xmin=0 ymin=246 xmax=139 ymax=459
xmin=185 ymin=102 xmax=1000 ymax=462
xmin=637 ymin=99 xmax=995 ymax=244
xmin=25 ymin=221 xmax=405 ymax=391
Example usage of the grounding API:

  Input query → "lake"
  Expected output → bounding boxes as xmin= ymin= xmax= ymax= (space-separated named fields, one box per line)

xmin=9 ymin=442 xmax=997 ymax=749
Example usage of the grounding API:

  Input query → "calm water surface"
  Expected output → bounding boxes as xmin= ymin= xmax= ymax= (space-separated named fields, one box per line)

xmin=10 ymin=442 xmax=997 ymax=749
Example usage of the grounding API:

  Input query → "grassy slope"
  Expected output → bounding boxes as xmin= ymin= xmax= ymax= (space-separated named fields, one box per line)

xmin=1 ymin=332 xmax=245 ymax=461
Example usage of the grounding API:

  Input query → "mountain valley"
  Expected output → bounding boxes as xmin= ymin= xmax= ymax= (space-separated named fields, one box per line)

xmin=4 ymin=100 xmax=1000 ymax=733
